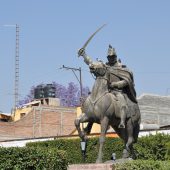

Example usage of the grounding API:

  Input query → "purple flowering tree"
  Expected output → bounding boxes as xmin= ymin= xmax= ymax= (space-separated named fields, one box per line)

xmin=18 ymin=82 xmax=90 ymax=107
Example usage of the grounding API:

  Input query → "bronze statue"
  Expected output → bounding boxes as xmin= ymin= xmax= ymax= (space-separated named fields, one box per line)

xmin=75 ymin=26 xmax=141 ymax=163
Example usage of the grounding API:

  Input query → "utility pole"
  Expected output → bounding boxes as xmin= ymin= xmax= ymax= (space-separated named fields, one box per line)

xmin=61 ymin=65 xmax=84 ymax=130
xmin=61 ymin=65 xmax=83 ymax=97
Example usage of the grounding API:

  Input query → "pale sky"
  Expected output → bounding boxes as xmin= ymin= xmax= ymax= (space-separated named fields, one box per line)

xmin=0 ymin=0 xmax=170 ymax=112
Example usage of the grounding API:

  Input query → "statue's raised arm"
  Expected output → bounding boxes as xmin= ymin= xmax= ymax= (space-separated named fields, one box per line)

xmin=78 ymin=48 xmax=93 ymax=65
xmin=77 ymin=24 xmax=106 ymax=66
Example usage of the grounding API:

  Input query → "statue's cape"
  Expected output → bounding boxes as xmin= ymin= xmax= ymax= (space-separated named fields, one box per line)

xmin=109 ymin=66 xmax=137 ymax=103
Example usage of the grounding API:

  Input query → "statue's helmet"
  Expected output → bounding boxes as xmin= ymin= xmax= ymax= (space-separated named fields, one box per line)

xmin=107 ymin=45 xmax=117 ymax=57
xmin=107 ymin=45 xmax=117 ymax=65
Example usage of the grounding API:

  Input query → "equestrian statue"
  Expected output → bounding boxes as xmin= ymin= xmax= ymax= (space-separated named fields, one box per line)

xmin=74 ymin=25 xmax=141 ymax=163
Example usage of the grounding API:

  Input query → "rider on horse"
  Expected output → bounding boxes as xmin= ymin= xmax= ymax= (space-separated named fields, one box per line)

xmin=78 ymin=45 xmax=138 ymax=128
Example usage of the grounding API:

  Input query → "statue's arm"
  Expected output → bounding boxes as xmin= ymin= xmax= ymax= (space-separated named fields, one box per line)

xmin=78 ymin=48 xmax=93 ymax=65
xmin=84 ymin=55 xmax=93 ymax=65
xmin=110 ymin=80 xmax=128 ymax=89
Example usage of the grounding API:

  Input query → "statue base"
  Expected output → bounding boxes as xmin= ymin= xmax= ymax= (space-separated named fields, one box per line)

xmin=68 ymin=163 xmax=113 ymax=170
xmin=68 ymin=158 xmax=133 ymax=170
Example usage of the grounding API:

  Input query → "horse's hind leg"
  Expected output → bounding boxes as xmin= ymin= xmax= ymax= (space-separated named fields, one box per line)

xmin=96 ymin=117 xmax=109 ymax=163
xmin=128 ymin=123 xmax=140 ymax=159
xmin=74 ymin=113 xmax=89 ymax=141
xmin=123 ymin=118 xmax=135 ymax=159
xmin=111 ymin=125 xmax=129 ymax=158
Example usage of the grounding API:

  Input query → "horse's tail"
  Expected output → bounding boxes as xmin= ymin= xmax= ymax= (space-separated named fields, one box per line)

xmin=130 ymin=103 xmax=141 ymax=143
xmin=133 ymin=120 xmax=140 ymax=143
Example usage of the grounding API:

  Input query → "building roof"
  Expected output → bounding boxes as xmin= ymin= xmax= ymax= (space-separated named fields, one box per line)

xmin=23 ymin=100 xmax=40 ymax=106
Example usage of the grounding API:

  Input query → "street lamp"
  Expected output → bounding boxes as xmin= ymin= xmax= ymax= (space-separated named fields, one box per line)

xmin=111 ymin=153 xmax=116 ymax=161
xmin=80 ymin=139 xmax=87 ymax=162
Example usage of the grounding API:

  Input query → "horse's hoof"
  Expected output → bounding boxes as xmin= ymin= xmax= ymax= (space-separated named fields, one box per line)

xmin=122 ymin=149 xmax=129 ymax=158
xmin=96 ymin=159 xmax=102 ymax=163
xmin=118 ymin=123 xmax=125 ymax=128
xmin=122 ymin=155 xmax=129 ymax=159
xmin=131 ymin=154 xmax=137 ymax=160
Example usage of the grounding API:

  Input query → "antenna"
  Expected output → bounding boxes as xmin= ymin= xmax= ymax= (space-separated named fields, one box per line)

xmin=3 ymin=24 xmax=19 ymax=109
xmin=14 ymin=24 xmax=19 ymax=108
xmin=3 ymin=24 xmax=20 ymax=110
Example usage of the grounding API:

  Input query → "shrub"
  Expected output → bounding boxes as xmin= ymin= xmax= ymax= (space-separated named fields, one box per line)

xmin=0 ymin=147 xmax=68 ymax=170
xmin=26 ymin=133 xmax=170 ymax=164
xmin=165 ymin=141 xmax=170 ymax=160
xmin=134 ymin=133 xmax=170 ymax=160
xmin=27 ymin=138 xmax=83 ymax=164
xmin=114 ymin=160 xmax=170 ymax=170
xmin=27 ymin=137 xmax=124 ymax=163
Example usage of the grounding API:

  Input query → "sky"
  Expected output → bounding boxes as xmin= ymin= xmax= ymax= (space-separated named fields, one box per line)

xmin=0 ymin=0 xmax=170 ymax=113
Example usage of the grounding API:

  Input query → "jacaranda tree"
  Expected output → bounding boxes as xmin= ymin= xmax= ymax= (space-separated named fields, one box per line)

xmin=18 ymin=82 xmax=90 ymax=107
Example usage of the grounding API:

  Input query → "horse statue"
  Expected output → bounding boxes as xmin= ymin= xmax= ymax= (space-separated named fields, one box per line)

xmin=75 ymin=60 xmax=141 ymax=163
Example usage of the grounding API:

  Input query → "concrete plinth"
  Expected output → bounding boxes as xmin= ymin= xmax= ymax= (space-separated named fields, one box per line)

xmin=68 ymin=163 xmax=113 ymax=170
xmin=68 ymin=158 xmax=133 ymax=170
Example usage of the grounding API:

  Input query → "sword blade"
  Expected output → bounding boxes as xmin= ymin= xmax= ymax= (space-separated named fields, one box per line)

xmin=78 ymin=24 xmax=107 ymax=57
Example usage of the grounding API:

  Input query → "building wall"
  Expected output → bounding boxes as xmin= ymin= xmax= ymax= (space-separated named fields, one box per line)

xmin=1 ymin=93 xmax=170 ymax=142
xmin=12 ymin=107 xmax=32 ymax=121
xmin=0 ymin=106 xmax=76 ymax=141
xmin=138 ymin=94 xmax=170 ymax=126
xmin=74 ymin=94 xmax=170 ymax=135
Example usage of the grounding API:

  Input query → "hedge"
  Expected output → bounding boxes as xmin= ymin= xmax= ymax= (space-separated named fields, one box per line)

xmin=0 ymin=147 xmax=68 ymax=170
xmin=26 ymin=133 xmax=170 ymax=164
xmin=1 ymin=133 xmax=170 ymax=169
xmin=26 ymin=137 xmax=124 ymax=164
xmin=134 ymin=133 xmax=170 ymax=160
xmin=165 ymin=141 xmax=170 ymax=160
xmin=114 ymin=160 xmax=170 ymax=170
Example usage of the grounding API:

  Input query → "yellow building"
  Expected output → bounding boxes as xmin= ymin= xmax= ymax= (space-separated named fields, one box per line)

xmin=0 ymin=113 xmax=11 ymax=122
xmin=73 ymin=107 xmax=101 ymax=134
xmin=12 ymin=98 xmax=60 ymax=121
xmin=72 ymin=107 xmax=118 ymax=138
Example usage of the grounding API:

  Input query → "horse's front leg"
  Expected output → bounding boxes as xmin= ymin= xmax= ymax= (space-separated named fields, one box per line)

xmin=74 ymin=113 xmax=89 ymax=141
xmin=96 ymin=117 xmax=109 ymax=163
xmin=84 ymin=122 xmax=93 ymax=135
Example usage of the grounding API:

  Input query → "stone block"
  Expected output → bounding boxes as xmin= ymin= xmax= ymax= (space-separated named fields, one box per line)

xmin=68 ymin=163 xmax=113 ymax=170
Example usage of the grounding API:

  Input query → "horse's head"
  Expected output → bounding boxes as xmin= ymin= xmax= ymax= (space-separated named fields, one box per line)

xmin=89 ymin=61 xmax=106 ymax=77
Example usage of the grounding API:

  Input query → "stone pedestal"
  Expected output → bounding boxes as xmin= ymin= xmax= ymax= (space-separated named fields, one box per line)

xmin=68 ymin=158 xmax=132 ymax=170
xmin=68 ymin=163 xmax=113 ymax=170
